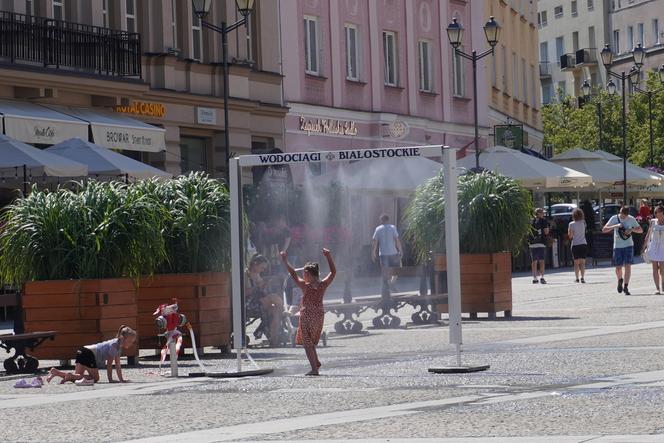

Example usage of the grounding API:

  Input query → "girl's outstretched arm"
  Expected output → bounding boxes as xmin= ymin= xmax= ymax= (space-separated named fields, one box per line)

xmin=281 ymin=251 xmax=305 ymax=288
xmin=322 ymin=248 xmax=336 ymax=284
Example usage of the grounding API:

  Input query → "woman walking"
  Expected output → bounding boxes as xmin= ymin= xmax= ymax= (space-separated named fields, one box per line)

xmin=281 ymin=248 xmax=336 ymax=376
xmin=644 ymin=205 xmax=664 ymax=294
xmin=568 ymin=208 xmax=588 ymax=283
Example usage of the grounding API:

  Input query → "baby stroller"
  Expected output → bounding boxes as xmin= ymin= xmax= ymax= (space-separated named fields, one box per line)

xmin=246 ymin=276 xmax=292 ymax=347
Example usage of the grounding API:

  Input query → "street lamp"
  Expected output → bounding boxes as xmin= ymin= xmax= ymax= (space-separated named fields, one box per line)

xmin=632 ymin=65 xmax=664 ymax=166
xmin=446 ymin=16 xmax=501 ymax=170
xmin=601 ymin=43 xmax=642 ymax=204
xmin=581 ymin=79 xmax=604 ymax=153
xmin=191 ymin=0 xmax=256 ymax=180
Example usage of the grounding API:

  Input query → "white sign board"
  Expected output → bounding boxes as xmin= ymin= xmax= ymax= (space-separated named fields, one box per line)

xmin=197 ymin=107 xmax=218 ymax=125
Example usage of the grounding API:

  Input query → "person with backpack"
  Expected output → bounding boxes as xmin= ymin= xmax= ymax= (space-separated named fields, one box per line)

xmin=529 ymin=208 xmax=550 ymax=284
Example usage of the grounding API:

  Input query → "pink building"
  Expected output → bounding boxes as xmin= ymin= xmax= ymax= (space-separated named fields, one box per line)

xmin=279 ymin=0 xmax=488 ymax=157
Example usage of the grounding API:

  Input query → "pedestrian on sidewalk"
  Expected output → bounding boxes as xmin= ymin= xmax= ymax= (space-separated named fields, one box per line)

xmin=46 ymin=325 xmax=136 ymax=385
xmin=603 ymin=206 xmax=643 ymax=295
xmin=642 ymin=205 xmax=664 ymax=294
xmin=529 ymin=208 xmax=550 ymax=284
xmin=371 ymin=214 xmax=403 ymax=295
xmin=281 ymin=248 xmax=336 ymax=376
xmin=568 ymin=208 xmax=588 ymax=283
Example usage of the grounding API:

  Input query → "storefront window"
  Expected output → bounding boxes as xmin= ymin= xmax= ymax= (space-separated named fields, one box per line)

xmin=180 ymin=137 xmax=207 ymax=174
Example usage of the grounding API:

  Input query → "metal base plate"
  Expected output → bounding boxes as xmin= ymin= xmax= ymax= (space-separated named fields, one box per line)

xmin=428 ymin=365 xmax=490 ymax=374
xmin=188 ymin=368 xmax=274 ymax=378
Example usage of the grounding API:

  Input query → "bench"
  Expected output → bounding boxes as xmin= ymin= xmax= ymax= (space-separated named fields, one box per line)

xmin=0 ymin=331 xmax=57 ymax=374
xmin=324 ymin=292 xmax=448 ymax=334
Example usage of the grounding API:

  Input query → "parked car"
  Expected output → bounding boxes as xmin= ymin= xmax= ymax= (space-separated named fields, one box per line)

xmin=594 ymin=204 xmax=638 ymax=226
xmin=548 ymin=203 xmax=578 ymax=235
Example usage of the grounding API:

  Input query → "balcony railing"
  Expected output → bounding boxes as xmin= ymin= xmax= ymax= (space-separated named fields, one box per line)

xmin=539 ymin=61 xmax=552 ymax=78
xmin=575 ymin=48 xmax=597 ymax=66
xmin=0 ymin=11 xmax=141 ymax=78
xmin=560 ymin=53 xmax=577 ymax=71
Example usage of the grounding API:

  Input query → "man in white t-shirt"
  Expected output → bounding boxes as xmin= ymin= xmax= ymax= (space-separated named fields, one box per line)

xmin=372 ymin=214 xmax=403 ymax=295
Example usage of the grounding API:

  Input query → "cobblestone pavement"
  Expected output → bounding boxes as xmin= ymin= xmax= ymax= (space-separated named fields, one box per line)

xmin=3 ymin=262 xmax=664 ymax=442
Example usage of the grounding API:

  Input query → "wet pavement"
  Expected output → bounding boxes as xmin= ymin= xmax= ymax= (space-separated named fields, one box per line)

xmin=2 ymin=261 xmax=664 ymax=442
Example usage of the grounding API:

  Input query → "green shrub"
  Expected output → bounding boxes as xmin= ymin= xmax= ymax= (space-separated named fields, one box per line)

xmin=404 ymin=171 xmax=533 ymax=262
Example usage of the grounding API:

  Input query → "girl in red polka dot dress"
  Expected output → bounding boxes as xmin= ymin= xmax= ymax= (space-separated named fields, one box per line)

xmin=280 ymin=248 xmax=336 ymax=376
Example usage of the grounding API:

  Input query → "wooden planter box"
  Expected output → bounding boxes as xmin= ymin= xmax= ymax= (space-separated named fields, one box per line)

xmin=136 ymin=272 xmax=231 ymax=353
xmin=22 ymin=278 xmax=139 ymax=361
xmin=433 ymin=252 xmax=512 ymax=319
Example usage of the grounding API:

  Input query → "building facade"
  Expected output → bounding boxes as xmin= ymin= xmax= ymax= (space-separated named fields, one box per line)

xmin=280 ymin=0 xmax=543 ymax=162
xmin=608 ymin=0 xmax=664 ymax=78
xmin=486 ymin=0 xmax=543 ymax=151
xmin=537 ymin=0 xmax=610 ymax=103
xmin=0 ymin=0 xmax=286 ymax=182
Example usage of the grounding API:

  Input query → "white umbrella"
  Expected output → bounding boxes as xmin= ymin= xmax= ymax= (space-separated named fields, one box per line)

xmin=550 ymin=148 xmax=660 ymax=188
xmin=0 ymin=134 xmax=88 ymax=192
xmin=46 ymin=138 xmax=171 ymax=180
xmin=458 ymin=146 xmax=592 ymax=190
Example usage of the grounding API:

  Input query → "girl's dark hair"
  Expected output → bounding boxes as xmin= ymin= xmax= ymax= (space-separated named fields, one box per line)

xmin=572 ymin=208 xmax=584 ymax=221
xmin=656 ymin=205 xmax=664 ymax=215
xmin=248 ymin=253 xmax=268 ymax=269
xmin=303 ymin=262 xmax=319 ymax=279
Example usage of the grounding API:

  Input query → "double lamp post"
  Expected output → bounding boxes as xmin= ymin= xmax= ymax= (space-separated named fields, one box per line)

xmin=191 ymin=0 xmax=255 ymax=180
xmin=446 ymin=16 xmax=501 ymax=171
xmin=598 ymin=43 xmax=664 ymax=203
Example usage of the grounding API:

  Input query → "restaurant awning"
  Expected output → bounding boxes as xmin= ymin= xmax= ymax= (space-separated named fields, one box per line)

xmin=46 ymin=106 xmax=166 ymax=153
xmin=0 ymin=99 xmax=89 ymax=144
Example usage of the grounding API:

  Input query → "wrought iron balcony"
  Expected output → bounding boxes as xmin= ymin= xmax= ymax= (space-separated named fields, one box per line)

xmin=575 ymin=48 xmax=597 ymax=67
xmin=560 ymin=53 xmax=577 ymax=71
xmin=0 ymin=11 xmax=141 ymax=78
xmin=539 ymin=61 xmax=552 ymax=78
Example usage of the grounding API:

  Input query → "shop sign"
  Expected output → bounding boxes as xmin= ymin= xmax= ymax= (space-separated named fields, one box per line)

xmin=115 ymin=101 xmax=166 ymax=118
xmin=299 ymin=116 xmax=358 ymax=136
xmin=197 ymin=107 xmax=217 ymax=125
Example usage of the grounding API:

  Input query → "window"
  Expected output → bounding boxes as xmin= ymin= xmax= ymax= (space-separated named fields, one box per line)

xmin=452 ymin=45 xmax=464 ymax=96
xmin=245 ymin=14 xmax=254 ymax=61
xmin=102 ymin=0 xmax=108 ymax=27
xmin=530 ymin=64 xmax=537 ymax=108
xmin=588 ymin=0 xmax=594 ymax=10
xmin=571 ymin=1 xmax=578 ymax=16
xmin=180 ymin=137 xmax=208 ymax=174
xmin=541 ymin=10 xmax=548 ymax=26
xmin=554 ymin=5 xmax=563 ymax=18
xmin=613 ymin=29 xmax=621 ymax=53
xmin=555 ymin=36 xmax=564 ymax=66
xmin=501 ymin=45 xmax=508 ymax=91
xmin=522 ymin=58 xmax=528 ymax=103
xmin=512 ymin=52 xmax=519 ymax=99
xmin=171 ymin=0 xmax=177 ymax=49
xmin=653 ymin=19 xmax=660 ymax=45
xmin=572 ymin=31 xmax=579 ymax=52
xmin=192 ymin=14 xmax=202 ymax=61
xmin=491 ymin=51 xmax=497 ymax=87
xmin=418 ymin=40 xmax=432 ymax=91
xmin=52 ymin=0 xmax=64 ymax=20
xmin=304 ymin=16 xmax=319 ymax=75
xmin=557 ymin=81 xmax=566 ymax=100
xmin=627 ymin=25 xmax=634 ymax=50
xmin=125 ymin=0 xmax=136 ymax=33
xmin=345 ymin=24 xmax=359 ymax=80
xmin=540 ymin=42 xmax=549 ymax=62
xmin=542 ymin=83 xmax=553 ymax=104
xmin=589 ymin=26 xmax=596 ymax=49
xmin=383 ymin=31 xmax=398 ymax=86
xmin=25 ymin=0 xmax=34 ymax=16
xmin=638 ymin=23 xmax=644 ymax=46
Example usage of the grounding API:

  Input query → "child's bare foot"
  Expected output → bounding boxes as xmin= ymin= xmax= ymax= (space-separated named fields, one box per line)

xmin=46 ymin=368 xmax=55 ymax=383
xmin=305 ymin=370 xmax=319 ymax=376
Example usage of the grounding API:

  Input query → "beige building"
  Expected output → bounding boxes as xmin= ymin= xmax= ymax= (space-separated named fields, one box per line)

xmin=608 ymin=0 xmax=664 ymax=78
xmin=486 ymin=0 xmax=543 ymax=152
xmin=0 ymin=0 xmax=286 ymax=182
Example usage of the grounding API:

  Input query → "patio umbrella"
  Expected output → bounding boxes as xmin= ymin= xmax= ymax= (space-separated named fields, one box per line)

xmin=550 ymin=148 xmax=660 ymax=188
xmin=0 ymin=134 xmax=88 ymax=193
xmin=46 ymin=138 xmax=172 ymax=180
xmin=458 ymin=146 xmax=592 ymax=190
